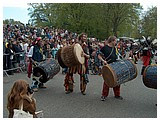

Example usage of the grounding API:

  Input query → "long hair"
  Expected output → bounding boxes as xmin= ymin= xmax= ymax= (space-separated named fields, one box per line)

xmin=7 ymin=80 xmax=29 ymax=110
xmin=107 ymin=36 xmax=117 ymax=47
xmin=78 ymin=33 xmax=87 ymax=44
xmin=107 ymin=36 xmax=116 ymax=43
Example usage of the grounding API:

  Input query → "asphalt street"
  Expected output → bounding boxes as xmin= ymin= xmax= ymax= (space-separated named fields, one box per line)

xmin=3 ymin=59 xmax=157 ymax=118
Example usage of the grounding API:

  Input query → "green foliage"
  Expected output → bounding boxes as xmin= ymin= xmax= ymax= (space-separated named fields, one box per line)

xmin=3 ymin=19 xmax=23 ymax=25
xmin=27 ymin=3 xmax=143 ymax=39
xmin=140 ymin=6 xmax=157 ymax=39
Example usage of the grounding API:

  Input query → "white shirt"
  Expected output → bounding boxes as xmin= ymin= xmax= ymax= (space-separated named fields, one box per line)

xmin=24 ymin=43 xmax=29 ymax=53
xmin=28 ymin=46 xmax=34 ymax=58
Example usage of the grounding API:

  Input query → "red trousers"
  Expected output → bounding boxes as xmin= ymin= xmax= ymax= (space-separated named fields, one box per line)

xmin=28 ymin=61 xmax=32 ymax=78
xmin=102 ymin=81 xmax=120 ymax=97
xmin=142 ymin=56 xmax=151 ymax=66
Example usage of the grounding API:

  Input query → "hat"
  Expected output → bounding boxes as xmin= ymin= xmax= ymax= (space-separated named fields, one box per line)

xmin=35 ymin=37 xmax=42 ymax=44
xmin=36 ymin=37 xmax=41 ymax=41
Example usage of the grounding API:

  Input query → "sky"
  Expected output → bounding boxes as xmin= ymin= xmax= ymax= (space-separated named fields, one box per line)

xmin=2 ymin=0 xmax=158 ymax=24
xmin=3 ymin=7 xmax=30 ymax=24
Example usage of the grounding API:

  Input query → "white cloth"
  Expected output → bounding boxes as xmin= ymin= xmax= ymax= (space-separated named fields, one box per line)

xmin=13 ymin=109 xmax=33 ymax=118
xmin=10 ymin=49 xmax=13 ymax=60
xmin=13 ymin=102 xmax=33 ymax=118
xmin=27 ymin=46 xmax=34 ymax=58
xmin=24 ymin=43 xmax=29 ymax=53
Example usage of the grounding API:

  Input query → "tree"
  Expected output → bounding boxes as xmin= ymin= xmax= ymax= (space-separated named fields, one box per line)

xmin=27 ymin=3 xmax=142 ymax=39
xmin=3 ymin=19 xmax=22 ymax=25
xmin=140 ymin=6 xmax=157 ymax=39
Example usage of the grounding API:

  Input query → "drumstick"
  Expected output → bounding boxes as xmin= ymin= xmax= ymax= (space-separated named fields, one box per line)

xmin=103 ymin=59 xmax=111 ymax=65
xmin=106 ymin=59 xmax=111 ymax=63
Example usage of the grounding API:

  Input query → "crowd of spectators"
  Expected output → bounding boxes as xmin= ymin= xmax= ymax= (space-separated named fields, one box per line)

xmin=3 ymin=23 xmax=104 ymax=75
xmin=4 ymin=23 xmax=150 ymax=76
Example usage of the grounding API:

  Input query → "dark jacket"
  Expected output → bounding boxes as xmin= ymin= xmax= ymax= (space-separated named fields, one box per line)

xmin=32 ymin=45 xmax=43 ymax=62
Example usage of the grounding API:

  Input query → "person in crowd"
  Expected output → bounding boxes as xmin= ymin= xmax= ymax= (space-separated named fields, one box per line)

xmin=51 ymin=44 xmax=58 ymax=59
xmin=11 ymin=40 xmax=22 ymax=70
xmin=7 ymin=79 xmax=37 ymax=118
xmin=64 ymin=33 xmax=90 ymax=95
xmin=23 ymin=39 xmax=29 ymax=55
xmin=140 ymin=47 xmax=152 ymax=75
xmin=98 ymin=36 xmax=123 ymax=101
xmin=17 ymin=40 xmax=24 ymax=66
xmin=90 ymin=45 xmax=101 ymax=75
xmin=3 ymin=38 xmax=7 ymax=70
xmin=129 ymin=42 xmax=140 ymax=64
xmin=28 ymin=37 xmax=46 ymax=92
xmin=5 ymin=42 xmax=14 ymax=75
xmin=43 ymin=38 xmax=51 ymax=58
xmin=117 ymin=39 xmax=126 ymax=58
xmin=88 ymin=38 xmax=94 ymax=58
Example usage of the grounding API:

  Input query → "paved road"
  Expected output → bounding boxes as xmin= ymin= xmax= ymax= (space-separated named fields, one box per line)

xmin=3 ymin=60 xmax=157 ymax=118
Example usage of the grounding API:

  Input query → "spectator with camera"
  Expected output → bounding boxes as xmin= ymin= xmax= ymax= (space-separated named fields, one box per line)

xmin=7 ymin=80 xmax=37 ymax=118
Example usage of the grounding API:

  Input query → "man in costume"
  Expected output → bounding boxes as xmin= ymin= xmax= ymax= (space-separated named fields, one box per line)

xmin=141 ymin=47 xmax=152 ymax=75
xmin=98 ymin=36 xmax=123 ymax=101
xmin=64 ymin=33 xmax=90 ymax=95
xmin=28 ymin=37 xmax=46 ymax=92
